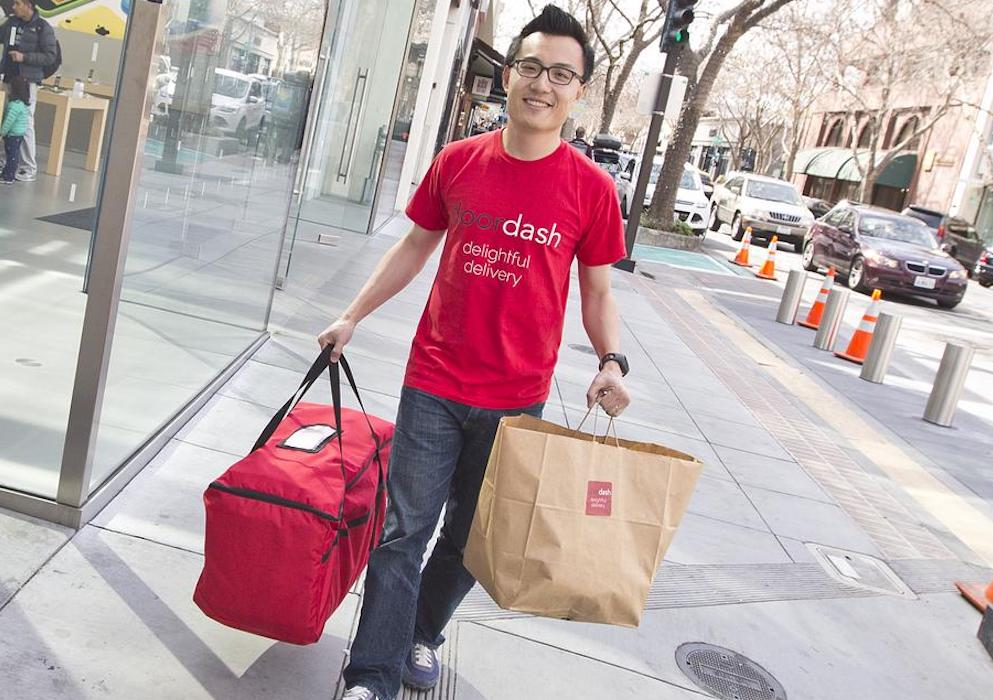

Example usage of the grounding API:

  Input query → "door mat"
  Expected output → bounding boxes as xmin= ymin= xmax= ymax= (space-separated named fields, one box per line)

xmin=36 ymin=207 xmax=97 ymax=231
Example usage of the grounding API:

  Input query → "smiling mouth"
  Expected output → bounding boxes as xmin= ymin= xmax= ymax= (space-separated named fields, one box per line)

xmin=523 ymin=97 xmax=553 ymax=108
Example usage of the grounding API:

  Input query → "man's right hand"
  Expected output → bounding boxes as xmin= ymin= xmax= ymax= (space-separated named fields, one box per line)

xmin=317 ymin=318 xmax=355 ymax=363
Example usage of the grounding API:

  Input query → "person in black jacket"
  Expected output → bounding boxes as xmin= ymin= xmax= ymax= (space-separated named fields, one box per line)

xmin=1 ymin=0 xmax=57 ymax=181
xmin=567 ymin=125 xmax=592 ymax=158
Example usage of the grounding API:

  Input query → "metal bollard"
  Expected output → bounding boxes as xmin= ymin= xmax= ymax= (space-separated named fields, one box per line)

xmin=813 ymin=288 xmax=849 ymax=351
xmin=923 ymin=342 xmax=976 ymax=427
xmin=776 ymin=270 xmax=807 ymax=325
xmin=860 ymin=312 xmax=902 ymax=383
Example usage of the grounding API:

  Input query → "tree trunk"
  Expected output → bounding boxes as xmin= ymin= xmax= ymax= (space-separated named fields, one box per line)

xmin=646 ymin=29 xmax=739 ymax=227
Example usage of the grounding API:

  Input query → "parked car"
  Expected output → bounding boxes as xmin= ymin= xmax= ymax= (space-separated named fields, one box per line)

xmin=902 ymin=205 xmax=985 ymax=273
xmin=696 ymin=168 xmax=714 ymax=200
xmin=976 ymin=248 xmax=993 ymax=288
xmin=615 ymin=157 xmax=710 ymax=235
xmin=802 ymin=202 xmax=968 ymax=309
xmin=210 ymin=69 xmax=267 ymax=139
xmin=802 ymin=195 xmax=832 ymax=219
xmin=591 ymin=133 xmax=624 ymax=179
xmin=709 ymin=173 xmax=814 ymax=250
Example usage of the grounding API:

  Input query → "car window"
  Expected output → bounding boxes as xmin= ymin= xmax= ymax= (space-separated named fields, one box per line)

xmin=250 ymin=82 xmax=263 ymax=99
xmin=903 ymin=208 xmax=942 ymax=230
xmin=679 ymin=169 xmax=700 ymax=190
xmin=728 ymin=178 xmax=743 ymax=194
xmin=859 ymin=215 xmax=938 ymax=247
xmin=822 ymin=209 xmax=846 ymax=226
xmin=214 ymin=73 xmax=250 ymax=99
xmin=745 ymin=179 xmax=803 ymax=205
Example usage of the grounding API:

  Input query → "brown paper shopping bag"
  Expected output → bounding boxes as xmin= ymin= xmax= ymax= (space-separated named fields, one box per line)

xmin=464 ymin=412 xmax=703 ymax=627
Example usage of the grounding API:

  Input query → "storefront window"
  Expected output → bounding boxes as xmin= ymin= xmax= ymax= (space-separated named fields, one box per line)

xmin=290 ymin=0 xmax=417 ymax=240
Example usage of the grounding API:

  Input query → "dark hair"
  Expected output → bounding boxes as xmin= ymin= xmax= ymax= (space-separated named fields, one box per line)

xmin=574 ymin=126 xmax=586 ymax=138
xmin=9 ymin=76 xmax=30 ymax=105
xmin=506 ymin=5 xmax=594 ymax=82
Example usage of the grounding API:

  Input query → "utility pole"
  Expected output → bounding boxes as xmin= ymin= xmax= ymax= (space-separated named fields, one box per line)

xmin=615 ymin=0 xmax=697 ymax=272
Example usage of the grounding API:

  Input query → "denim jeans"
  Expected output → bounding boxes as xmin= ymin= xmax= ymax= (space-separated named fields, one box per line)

xmin=2 ymin=135 xmax=22 ymax=181
xmin=343 ymin=386 xmax=543 ymax=699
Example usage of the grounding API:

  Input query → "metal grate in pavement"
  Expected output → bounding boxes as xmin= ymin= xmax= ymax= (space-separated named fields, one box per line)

xmin=637 ymin=282 xmax=957 ymax=562
xmin=889 ymin=558 xmax=993 ymax=595
xmin=452 ymin=562 xmax=877 ymax=623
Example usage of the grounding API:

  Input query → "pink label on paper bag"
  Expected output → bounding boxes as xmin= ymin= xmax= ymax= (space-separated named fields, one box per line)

xmin=586 ymin=481 xmax=613 ymax=516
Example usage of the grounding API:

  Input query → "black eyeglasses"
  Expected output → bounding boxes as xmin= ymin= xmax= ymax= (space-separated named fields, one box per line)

xmin=511 ymin=59 xmax=585 ymax=86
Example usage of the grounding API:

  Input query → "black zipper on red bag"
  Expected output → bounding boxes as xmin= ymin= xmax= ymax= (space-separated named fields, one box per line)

xmin=208 ymin=482 xmax=342 ymax=522
xmin=208 ymin=482 xmax=382 ymax=563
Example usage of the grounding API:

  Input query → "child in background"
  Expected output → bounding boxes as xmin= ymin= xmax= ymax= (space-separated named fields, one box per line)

xmin=1 ymin=76 xmax=31 ymax=184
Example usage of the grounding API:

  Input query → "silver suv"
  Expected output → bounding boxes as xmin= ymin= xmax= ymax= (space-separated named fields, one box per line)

xmin=709 ymin=173 xmax=814 ymax=251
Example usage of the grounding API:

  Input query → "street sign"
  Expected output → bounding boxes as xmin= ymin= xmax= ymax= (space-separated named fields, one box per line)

xmin=662 ymin=75 xmax=689 ymax=128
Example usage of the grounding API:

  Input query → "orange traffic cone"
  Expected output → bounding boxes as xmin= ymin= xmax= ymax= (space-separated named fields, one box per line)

xmin=754 ymin=236 xmax=779 ymax=280
xmin=955 ymin=577 xmax=993 ymax=612
xmin=834 ymin=289 xmax=882 ymax=364
xmin=798 ymin=267 xmax=836 ymax=330
xmin=731 ymin=227 xmax=753 ymax=266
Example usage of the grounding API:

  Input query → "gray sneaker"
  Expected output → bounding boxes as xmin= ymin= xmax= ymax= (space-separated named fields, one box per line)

xmin=15 ymin=170 xmax=36 ymax=182
xmin=342 ymin=686 xmax=379 ymax=700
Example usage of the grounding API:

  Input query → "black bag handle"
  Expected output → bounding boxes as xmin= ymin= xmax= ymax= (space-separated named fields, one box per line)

xmin=251 ymin=347 xmax=387 ymax=533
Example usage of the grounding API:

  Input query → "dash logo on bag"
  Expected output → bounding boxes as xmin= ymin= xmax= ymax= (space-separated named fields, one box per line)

xmin=585 ymin=481 xmax=613 ymax=516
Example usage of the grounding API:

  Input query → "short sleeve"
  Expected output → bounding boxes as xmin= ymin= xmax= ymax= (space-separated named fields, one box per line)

xmin=576 ymin=180 xmax=627 ymax=266
xmin=405 ymin=149 xmax=450 ymax=232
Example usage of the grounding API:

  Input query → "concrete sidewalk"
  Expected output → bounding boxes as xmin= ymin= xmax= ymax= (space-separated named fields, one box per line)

xmin=2 ymin=214 xmax=992 ymax=699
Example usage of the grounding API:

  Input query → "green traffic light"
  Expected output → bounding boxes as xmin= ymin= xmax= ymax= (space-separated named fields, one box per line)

xmin=675 ymin=30 xmax=685 ymax=42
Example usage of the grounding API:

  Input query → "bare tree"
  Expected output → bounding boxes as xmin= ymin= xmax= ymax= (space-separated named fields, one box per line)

xmin=817 ymin=0 xmax=993 ymax=202
xmin=643 ymin=0 xmax=797 ymax=230
xmin=586 ymin=0 xmax=666 ymax=133
xmin=711 ymin=51 xmax=787 ymax=174
xmin=763 ymin=2 xmax=839 ymax=179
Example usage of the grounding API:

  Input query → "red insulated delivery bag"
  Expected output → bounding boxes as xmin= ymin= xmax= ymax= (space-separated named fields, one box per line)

xmin=194 ymin=350 xmax=393 ymax=645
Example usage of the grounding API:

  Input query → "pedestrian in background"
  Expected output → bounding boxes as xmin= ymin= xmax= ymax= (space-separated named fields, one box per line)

xmin=318 ymin=5 xmax=632 ymax=700
xmin=1 ymin=0 xmax=57 ymax=182
xmin=1 ymin=75 xmax=30 ymax=183
xmin=568 ymin=124 xmax=593 ymax=157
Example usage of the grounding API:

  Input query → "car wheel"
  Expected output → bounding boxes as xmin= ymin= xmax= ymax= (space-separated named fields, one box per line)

xmin=936 ymin=297 xmax=961 ymax=310
xmin=980 ymin=279 xmax=993 ymax=288
xmin=731 ymin=212 xmax=744 ymax=241
xmin=791 ymin=236 xmax=803 ymax=253
xmin=708 ymin=205 xmax=720 ymax=231
xmin=848 ymin=256 xmax=869 ymax=293
xmin=802 ymin=240 xmax=818 ymax=271
xmin=235 ymin=118 xmax=247 ymax=141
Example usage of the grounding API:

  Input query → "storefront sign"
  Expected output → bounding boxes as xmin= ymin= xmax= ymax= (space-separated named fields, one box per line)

xmin=472 ymin=76 xmax=493 ymax=97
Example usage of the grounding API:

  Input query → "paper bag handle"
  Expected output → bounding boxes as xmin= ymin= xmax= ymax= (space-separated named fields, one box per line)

xmin=574 ymin=401 xmax=621 ymax=447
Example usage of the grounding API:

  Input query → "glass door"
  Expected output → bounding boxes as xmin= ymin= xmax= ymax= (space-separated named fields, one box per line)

xmin=288 ymin=0 xmax=416 ymax=243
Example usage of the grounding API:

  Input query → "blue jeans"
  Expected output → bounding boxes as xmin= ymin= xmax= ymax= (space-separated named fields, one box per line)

xmin=343 ymin=386 xmax=543 ymax=698
xmin=2 ymin=135 xmax=22 ymax=181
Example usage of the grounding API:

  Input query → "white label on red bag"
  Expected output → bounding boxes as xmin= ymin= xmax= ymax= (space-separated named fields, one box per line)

xmin=586 ymin=481 xmax=613 ymax=516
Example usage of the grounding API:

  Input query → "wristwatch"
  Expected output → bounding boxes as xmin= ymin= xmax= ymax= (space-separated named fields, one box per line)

xmin=599 ymin=352 xmax=629 ymax=377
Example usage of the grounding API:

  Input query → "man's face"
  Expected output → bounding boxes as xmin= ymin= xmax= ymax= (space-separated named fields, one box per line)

xmin=502 ymin=32 xmax=587 ymax=136
xmin=12 ymin=0 xmax=33 ymax=21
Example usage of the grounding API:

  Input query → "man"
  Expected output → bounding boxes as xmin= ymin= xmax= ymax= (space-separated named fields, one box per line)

xmin=568 ymin=124 xmax=593 ymax=157
xmin=318 ymin=6 xmax=631 ymax=699
xmin=1 ymin=0 xmax=56 ymax=182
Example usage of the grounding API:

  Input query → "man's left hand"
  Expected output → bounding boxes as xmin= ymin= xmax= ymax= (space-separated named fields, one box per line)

xmin=9 ymin=51 xmax=24 ymax=63
xmin=586 ymin=366 xmax=630 ymax=417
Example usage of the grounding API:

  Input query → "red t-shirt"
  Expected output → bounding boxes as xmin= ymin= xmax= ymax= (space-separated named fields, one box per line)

xmin=404 ymin=130 xmax=626 ymax=409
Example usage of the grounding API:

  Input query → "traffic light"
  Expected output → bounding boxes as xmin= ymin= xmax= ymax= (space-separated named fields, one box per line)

xmin=661 ymin=0 xmax=697 ymax=51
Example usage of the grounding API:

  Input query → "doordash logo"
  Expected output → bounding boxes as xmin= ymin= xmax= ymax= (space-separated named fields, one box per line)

xmin=452 ymin=200 xmax=563 ymax=248
xmin=586 ymin=481 xmax=613 ymax=516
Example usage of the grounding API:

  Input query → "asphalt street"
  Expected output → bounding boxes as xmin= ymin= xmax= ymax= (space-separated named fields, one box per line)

xmin=701 ymin=223 xmax=993 ymax=430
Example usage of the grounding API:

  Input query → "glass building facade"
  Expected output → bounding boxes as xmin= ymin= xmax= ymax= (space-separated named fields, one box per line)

xmin=0 ymin=0 xmax=428 ymax=525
